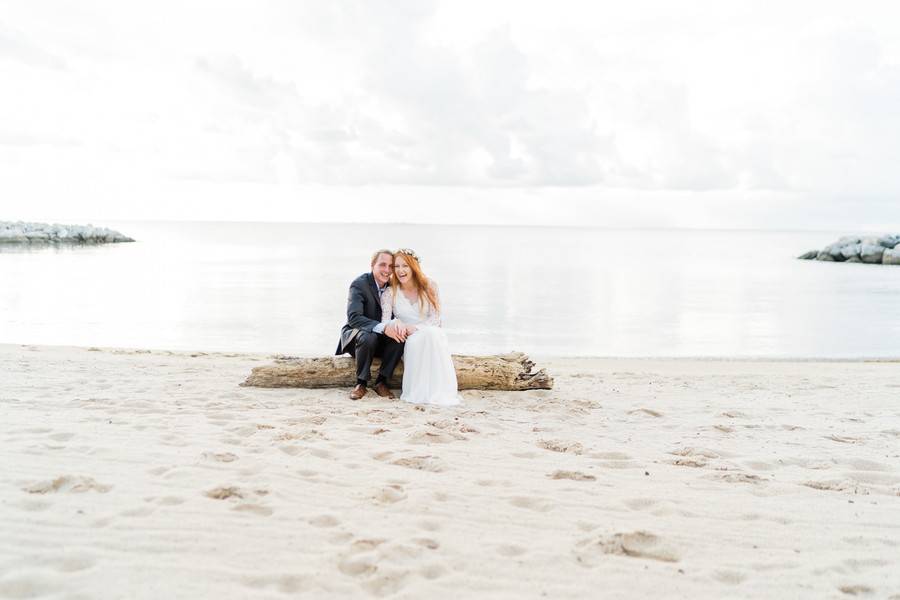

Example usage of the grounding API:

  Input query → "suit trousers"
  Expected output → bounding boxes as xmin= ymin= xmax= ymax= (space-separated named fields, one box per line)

xmin=345 ymin=331 xmax=405 ymax=384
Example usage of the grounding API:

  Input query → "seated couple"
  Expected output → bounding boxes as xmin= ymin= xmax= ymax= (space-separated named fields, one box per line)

xmin=335 ymin=248 xmax=461 ymax=406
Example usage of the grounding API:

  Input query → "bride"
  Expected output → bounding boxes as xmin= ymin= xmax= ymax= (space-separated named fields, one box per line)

xmin=380 ymin=249 xmax=461 ymax=406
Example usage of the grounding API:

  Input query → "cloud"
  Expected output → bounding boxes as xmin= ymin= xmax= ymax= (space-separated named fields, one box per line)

xmin=5 ymin=0 xmax=900 ymax=226
xmin=0 ymin=130 xmax=80 ymax=147
xmin=0 ymin=24 xmax=66 ymax=70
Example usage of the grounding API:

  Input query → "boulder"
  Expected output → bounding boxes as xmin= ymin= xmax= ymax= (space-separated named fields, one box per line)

xmin=798 ymin=250 xmax=818 ymax=260
xmin=815 ymin=251 xmax=835 ymax=261
xmin=840 ymin=243 xmax=862 ymax=259
xmin=883 ymin=249 xmax=900 ymax=265
xmin=860 ymin=243 xmax=885 ymax=264
xmin=845 ymin=255 xmax=862 ymax=263
xmin=826 ymin=245 xmax=847 ymax=261
xmin=878 ymin=234 xmax=900 ymax=248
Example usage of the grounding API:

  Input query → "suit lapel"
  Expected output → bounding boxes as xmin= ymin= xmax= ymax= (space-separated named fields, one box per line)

xmin=366 ymin=272 xmax=379 ymax=300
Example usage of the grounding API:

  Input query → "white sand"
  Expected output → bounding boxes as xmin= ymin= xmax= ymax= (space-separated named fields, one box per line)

xmin=1 ymin=344 xmax=899 ymax=599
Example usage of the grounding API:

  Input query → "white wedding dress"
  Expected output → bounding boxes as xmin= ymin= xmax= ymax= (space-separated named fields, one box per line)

xmin=381 ymin=283 xmax=461 ymax=406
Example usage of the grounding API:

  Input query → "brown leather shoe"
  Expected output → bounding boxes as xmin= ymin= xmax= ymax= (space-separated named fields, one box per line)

xmin=373 ymin=382 xmax=395 ymax=399
xmin=349 ymin=384 xmax=367 ymax=400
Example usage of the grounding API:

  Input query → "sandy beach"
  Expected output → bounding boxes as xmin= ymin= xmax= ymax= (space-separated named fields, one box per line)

xmin=1 ymin=343 xmax=899 ymax=599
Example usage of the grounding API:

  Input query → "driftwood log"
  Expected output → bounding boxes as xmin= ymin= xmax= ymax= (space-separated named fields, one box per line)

xmin=241 ymin=351 xmax=552 ymax=391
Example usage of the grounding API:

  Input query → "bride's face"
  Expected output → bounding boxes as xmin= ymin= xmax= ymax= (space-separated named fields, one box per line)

xmin=394 ymin=256 xmax=412 ymax=285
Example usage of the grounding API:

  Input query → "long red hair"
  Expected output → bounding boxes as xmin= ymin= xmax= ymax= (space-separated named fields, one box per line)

xmin=391 ymin=250 xmax=440 ymax=313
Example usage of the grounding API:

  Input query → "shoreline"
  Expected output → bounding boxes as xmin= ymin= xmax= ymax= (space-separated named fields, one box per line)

xmin=4 ymin=342 xmax=900 ymax=363
xmin=2 ymin=343 xmax=899 ymax=598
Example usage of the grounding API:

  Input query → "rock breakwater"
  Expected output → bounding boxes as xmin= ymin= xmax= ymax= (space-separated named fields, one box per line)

xmin=0 ymin=221 xmax=134 ymax=244
xmin=798 ymin=234 xmax=900 ymax=265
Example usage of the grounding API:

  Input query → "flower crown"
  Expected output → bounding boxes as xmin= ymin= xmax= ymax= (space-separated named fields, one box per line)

xmin=395 ymin=248 xmax=421 ymax=263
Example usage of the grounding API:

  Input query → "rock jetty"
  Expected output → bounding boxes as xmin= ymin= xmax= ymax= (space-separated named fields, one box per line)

xmin=0 ymin=221 xmax=134 ymax=244
xmin=798 ymin=234 xmax=900 ymax=265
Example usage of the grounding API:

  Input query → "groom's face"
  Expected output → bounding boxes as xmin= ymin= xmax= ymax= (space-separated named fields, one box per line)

xmin=372 ymin=253 xmax=393 ymax=286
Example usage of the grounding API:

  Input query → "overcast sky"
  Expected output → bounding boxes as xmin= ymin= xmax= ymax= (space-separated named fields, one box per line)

xmin=3 ymin=0 xmax=900 ymax=229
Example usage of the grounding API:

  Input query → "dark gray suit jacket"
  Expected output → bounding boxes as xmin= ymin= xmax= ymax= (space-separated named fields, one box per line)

xmin=336 ymin=272 xmax=385 ymax=355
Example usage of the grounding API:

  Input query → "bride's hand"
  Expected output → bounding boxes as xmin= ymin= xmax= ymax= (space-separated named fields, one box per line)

xmin=386 ymin=320 xmax=406 ymax=342
xmin=404 ymin=324 xmax=418 ymax=336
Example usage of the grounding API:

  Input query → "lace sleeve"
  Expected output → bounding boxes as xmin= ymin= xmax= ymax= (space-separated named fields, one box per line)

xmin=423 ymin=280 xmax=442 ymax=327
xmin=380 ymin=286 xmax=394 ymax=325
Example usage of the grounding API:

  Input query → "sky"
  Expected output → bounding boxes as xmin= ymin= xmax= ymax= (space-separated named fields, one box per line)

xmin=2 ymin=0 xmax=900 ymax=229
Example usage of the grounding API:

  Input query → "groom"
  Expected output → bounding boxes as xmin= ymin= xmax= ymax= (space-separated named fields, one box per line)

xmin=335 ymin=249 xmax=406 ymax=400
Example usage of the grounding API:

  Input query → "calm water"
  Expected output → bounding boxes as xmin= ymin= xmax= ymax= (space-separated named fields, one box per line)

xmin=1 ymin=221 xmax=898 ymax=358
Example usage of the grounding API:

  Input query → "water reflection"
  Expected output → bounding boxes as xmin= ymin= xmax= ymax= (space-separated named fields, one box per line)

xmin=1 ymin=221 xmax=898 ymax=357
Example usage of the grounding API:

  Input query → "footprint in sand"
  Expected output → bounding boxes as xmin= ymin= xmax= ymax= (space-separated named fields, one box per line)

xmin=713 ymin=569 xmax=748 ymax=585
xmin=275 ymin=430 xmax=327 ymax=442
xmin=241 ymin=574 xmax=311 ymax=594
xmin=548 ymin=470 xmax=596 ymax=481
xmin=50 ymin=555 xmax=97 ymax=573
xmin=338 ymin=554 xmax=378 ymax=577
xmin=290 ymin=415 xmax=328 ymax=426
xmin=838 ymin=585 xmax=874 ymax=596
xmin=802 ymin=480 xmax=870 ymax=495
xmin=202 ymin=451 xmax=239 ymax=463
xmin=15 ymin=499 xmax=52 ymax=512
xmin=537 ymin=439 xmax=584 ymax=454
xmin=335 ymin=538 xmax=414 ymax=595
xmin=669 ymin=447 xmax=722 ymax=468
xmin=427 ymin=419 xmax=478 ymax=434
xmin=373 ymin=484 xmax=407 ymax=504
xmin=309 ymin=514 xmax=340 ymax=528
xmin=623 ymin=498 xmax=659 ymax=511
xmin=476 ymin=479 xmax=511 ymax=487
xmin=407 ymin=429 xmax=465 ymax=444
xmin=574 ymin=531 xmax=679 ymax=566
xmin=205 ymin=486 xmax=244 ymax=500
xmin=508 ymin=496 xmax=554 ymax=512
xmin=23 ymin=476 xmax=111 ymax=494
xmin=671 ymin=447 xmax=720 ymax=459
xmin=418 ymin=520 xmax=442 ymax=532
xmin=710 ymin=473 xmax=766 ymax=485
xmin=845 ymin=459 xmax=892 ymax=472
xmin=412 ymin=538 xmax=440 ymax=550
xmin=497 ymin=544 xmax=527 ymax=557
xmin=228 ymin=425 xmax=259 ymax=438
xmin=590 ymin=451 xmax=632 ymax=460
xmin=391 ymin=455 xmax=447 ymax=472
xmin=420 ymin=564 xmax=446 ymax=580
xmin=120 ymin=506 xmax=156 ymax=518
xmin=233 ymin=504 xmax=273 ymax=516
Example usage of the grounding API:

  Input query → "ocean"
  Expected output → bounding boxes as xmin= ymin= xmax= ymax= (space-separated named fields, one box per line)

xmin=2 ymin=221 xmax=898 ymax=358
